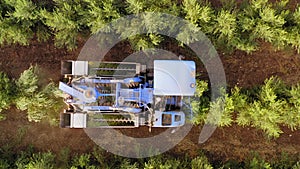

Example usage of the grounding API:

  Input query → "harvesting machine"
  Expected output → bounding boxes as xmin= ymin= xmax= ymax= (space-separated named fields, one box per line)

xmin=59 ymin=59 xmax=196 ymax=130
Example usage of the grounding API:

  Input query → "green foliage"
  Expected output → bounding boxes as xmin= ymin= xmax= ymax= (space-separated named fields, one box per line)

xmin=126 ymin=0 xmax=180 ymax=15
xmin=271 ymin=152 xmax=297 ymax=169
xmin=15 ymin=152 xmax=31 ymax=169
xmin=128 ymin=34 xmax=164 ymax=51
xmin=238 ymin=0 xmax=290 ymax=51
xmin=292 ymin=162 xmax=300 ymax=169
xmin=192 ymin=80 xmax=235 ymax=127
xmin=0 ymin=0 xmax=38 ymax=45
xmin=212 ymin=9 xmax=238 ymax=51
xmin=0 ymin=127 xmax=29 ymax=166
xmin=14 ymin=149 xmax=54 ymax=169
xmin=190 ymin=75 xmax=300 ymax=137
xmin=120 ymin=159 xmax=139 ymax=169
xmin=16 ymin=65 xmax=39 ymax=95
xmin=126 ymin=0 xmax=148 ymax=14
xmin=2 ymin=146 xmax=300 ymax=169
xmin=15 ymin=65 xmax=42 ymax=122
xmin=16 ymin=92 xmax=49 ymax=122
xmin=191 ymin=80 xmax=209 ymax=125
xmin=82 ymin=0 xmax=121 ymax=34
xmin=4 ymin=0 xmax=37 ymax=21
xmin=56 ymin=147 xmax=70 ymax=168
xmin=24 ymin=152 xmax=55 ymax=169
xmin=1 ymin=0 xmax=300 ymax=53
xmin=236 ymin=77 xmax=286 ymax=137
xmin=231 ymin=86 xmax=249 ymax=113
xmin=191 ymin=155 xmax=213 ymax=169
xmin=287 ymin=26 xmax=300 ymax=53
xmin=11 ymin=146 xmax=50 ymax=169
xmin=205 ymin=89 xmax=234 ymax=127
xmin=0 ymin=72 xmax=14 ymax=119
xmin=92 ymin=147 xmax=110 ymax=168
xmin=254 ymin=9 xmax=287 ymax=48
xmin=214 ymin=9 xmax=237 ymax=38
xmin=40 ymin=83 xmax=65 ymax=125
xmin=286 ymin=5 xmax=300 ymax=53
xmin=283 ymin=84 xmax=300 ymax=130
xmin=39 ymin=1 xmax=82 ymax=50
xmin=0 ymin=159 xmax=10 ymax=169
xmin=72 ymin=153 xmax=96 ymax=168
xmin=15 ymin=65 xmax=63 ymax=123
xmin=246 ymin=156 xmax=272 ymax=169
xmin=176 ymin=23 xmax=203 ymax=45
xmin=144 ymin=155 xmax=181 ymax=169
xmin=113 ymin=12 xmax=167 ymax=51
xmin=182 ymin=0 xmax=214 ymax=30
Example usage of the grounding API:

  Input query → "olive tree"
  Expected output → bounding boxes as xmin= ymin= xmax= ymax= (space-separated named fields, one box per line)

xmin=0 ymin=72 xmax=14 ymax=120
xmin=236 ymin=77 xmax=287 ymax=137
xmin=39 ymin=1 xmax=83 ymax=50
xmin=15 ymin=65 xmax=63 ymax=123
xmin=0 ymin=0 xmax=38 ymax=45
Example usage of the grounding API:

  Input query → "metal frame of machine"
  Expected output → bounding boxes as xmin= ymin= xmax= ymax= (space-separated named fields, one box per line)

xmin=59 ymin=60 xmax=196 ymax=130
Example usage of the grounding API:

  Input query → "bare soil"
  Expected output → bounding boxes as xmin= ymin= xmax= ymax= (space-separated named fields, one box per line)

xmin=1 ymin=35 xmax=300 ymax=162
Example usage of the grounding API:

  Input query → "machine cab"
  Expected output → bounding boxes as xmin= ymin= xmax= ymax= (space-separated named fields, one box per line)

xmin=152 ymin=111 xmax=185 ymax=127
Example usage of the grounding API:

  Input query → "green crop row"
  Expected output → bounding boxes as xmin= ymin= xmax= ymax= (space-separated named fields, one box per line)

xmin=2 ymin=66 xmax=299 ymax=138
xmin=192 ymin=77 xmax=300 ymax=138
xmin=1 ymin=146 xmax=300 ymax=169
xmin=2 ymin=66 xmax=300 ymax=138
xmin=0 ymin=0 xmax=300 ymax=53
xmin=0 ymin=65 xmax=63 ymax=124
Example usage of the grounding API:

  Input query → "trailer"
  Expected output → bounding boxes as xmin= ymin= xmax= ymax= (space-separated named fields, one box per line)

xmin=59 ymin=60 xmax=196 ymax=130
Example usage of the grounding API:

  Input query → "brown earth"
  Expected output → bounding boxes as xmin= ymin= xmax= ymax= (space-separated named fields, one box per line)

xmin=1 ymin=34 xmax=300 ymax=163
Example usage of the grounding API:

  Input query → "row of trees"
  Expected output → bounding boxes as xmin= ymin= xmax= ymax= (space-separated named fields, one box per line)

xmin=0 ymin=0 xmax=300 ymax=52
xmin=2 ymin=146 xmax=300 ymax=169
xmin=192 ymin=77 xmax=300 ymax=138
xmin=2 ymin=65 xmax=300 ymax=138
xmin=0 ymin=65 xmax=63 ymax=124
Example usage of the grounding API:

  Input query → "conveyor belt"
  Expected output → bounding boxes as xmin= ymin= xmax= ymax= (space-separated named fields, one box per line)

xmin=89 ymin=62 xmax=143 ymax=77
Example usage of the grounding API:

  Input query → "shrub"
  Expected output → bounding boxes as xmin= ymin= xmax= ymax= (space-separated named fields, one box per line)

xmin=212 ymin=9 xmax=238 ymax=51
xmin=0 ymin=0 xmax=37 ymax=45
xmin=25 ymin=152 xmax=55 ymax=169
xmin=245 ymin=156 xmax=272 ymax=169
xmin=0 ymin=72 xmax=14 ymax=119
xmin=15 ymin=149 xmax=54 ymax=169
xmin=71 ymin=154 xmax=95 ymax=168
xmin=292 ymin=162 xmax=300 ymax=169
xmin=83 ymin=0 xmax=121 ymax=34
xmin=15 ymin=65 xmax=63 ymax=123
xmin=182 ymin=0 xmax=214 ymax=30
xmin=191 ymin=80 xmax=209 ymax=125
xmin=143 ymin=155 xmax=181 ymax=169
xmin=39 ymin=1 xmax=82 ymax=50
xmin=283 ymin=84 xmax=300 ymax=130
xmin=0 ymin=159 xmax=10 ymax=169
xmin=205 ymin=89 xmax=234 ymax=127
xmin=231 ymin=86 xmax=249 ymax=113
xmin=126 ymin=0 xmax=180 ymax=15
xmin=191 ymin=155 xmax=213 ymax=169
xmin=236 ymin=77 xmax=286 ymax=137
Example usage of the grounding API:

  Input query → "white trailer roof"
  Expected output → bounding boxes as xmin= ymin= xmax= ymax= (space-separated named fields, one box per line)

xmin=72 ymin=61 xmax=88 ymax=76
xmin=71 ymin=113 xmax=87 ymax=128
xmin=153 ymin=60 xmax=196 ymax=96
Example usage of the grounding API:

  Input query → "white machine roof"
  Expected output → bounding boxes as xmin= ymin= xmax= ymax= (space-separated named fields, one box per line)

xmin=72 ymin=61 xmax=88 ymax=76
xmin=71 ymin=113 xmax=87 ymax=128
xmin=153 ymin=60 xmax=196 ymax=96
